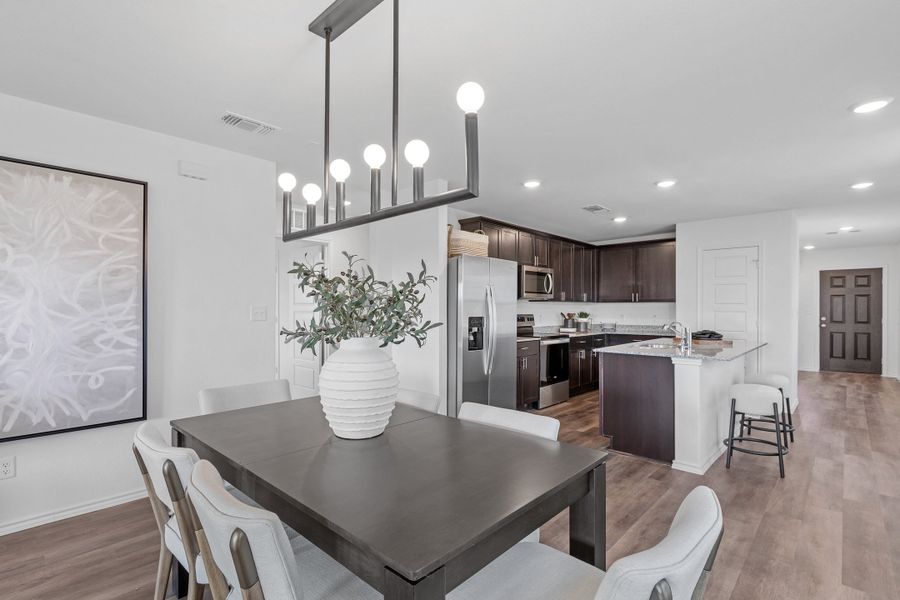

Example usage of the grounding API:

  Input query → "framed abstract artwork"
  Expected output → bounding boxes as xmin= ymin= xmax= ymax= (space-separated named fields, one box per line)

xmin=0 ymin=156 xmax=147 ymax=442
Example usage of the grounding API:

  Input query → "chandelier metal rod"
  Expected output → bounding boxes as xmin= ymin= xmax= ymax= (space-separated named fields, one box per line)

xmin=391 ymin=0 xmax=399 ymax=207
xmin=323 ymin=27 xmax=332 ymax=224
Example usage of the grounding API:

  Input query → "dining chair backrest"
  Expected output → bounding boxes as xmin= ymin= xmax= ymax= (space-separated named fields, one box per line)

xmin=133 ymin=422 xmax=198 ymax=513
xmin=594 ymin=486 xmax=724 ymax=600
xmin=198 ymin=379 xmax=292 ymax=415
xmin=458 ymin=402 xmax=560 ymax=441
xmin=396 ymin=388 xmax=442 ymax=413
xmin=188 ymin=459 xmax=302 ymax=600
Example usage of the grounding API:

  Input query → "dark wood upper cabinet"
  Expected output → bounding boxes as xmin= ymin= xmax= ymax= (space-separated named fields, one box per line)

xmin=534 ymin=236 xmax=549 ymax=267
xmin=598 ymin=246 xmax=636 ymax=302
xmin=558 ymin=242 xmax=574 ymax=302
xmin=498 ymin=227 xmax=518 ymax=261
xmin=457 ymin=216 xmax=674 ymax=304
xmin=517 ymin=230 xmax=535 ymax=266
xmin=635 ymin=241 xmax=676 ymax=302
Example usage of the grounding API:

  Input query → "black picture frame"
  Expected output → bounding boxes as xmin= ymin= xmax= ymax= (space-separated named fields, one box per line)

xmin=0 ymin=155 xmax=148 ymax=443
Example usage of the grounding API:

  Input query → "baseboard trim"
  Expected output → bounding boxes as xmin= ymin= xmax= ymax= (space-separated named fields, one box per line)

xmin=672 ymin=446 xmax=726 ymax=475
xmin=0 ymin=488 xmax=147 ymax=537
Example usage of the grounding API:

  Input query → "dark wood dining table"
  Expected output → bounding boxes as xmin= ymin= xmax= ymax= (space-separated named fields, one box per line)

xmin=171 ymin=397 xmax=608 ymax=599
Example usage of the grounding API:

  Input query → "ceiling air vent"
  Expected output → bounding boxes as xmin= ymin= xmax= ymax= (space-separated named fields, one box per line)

xmin=581 ymin=204 xmax=611 ymax=215
xmin=220 ymin=112 xmax=281 ymax=135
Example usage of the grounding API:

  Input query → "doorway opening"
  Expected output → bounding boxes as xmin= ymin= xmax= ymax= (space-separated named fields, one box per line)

xmin=277 ymin=241 xmax=327 ymax=398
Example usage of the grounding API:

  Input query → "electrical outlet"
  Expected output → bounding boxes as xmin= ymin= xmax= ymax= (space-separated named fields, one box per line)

xmin=0 ymin=456 xmax=15 ymax=480
xmin=250 ymin=305 xmax=268 ymax=322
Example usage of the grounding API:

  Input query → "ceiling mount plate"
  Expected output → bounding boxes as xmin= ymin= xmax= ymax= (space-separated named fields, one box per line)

xmin=309 ymin=0 xmax=385 ymax=40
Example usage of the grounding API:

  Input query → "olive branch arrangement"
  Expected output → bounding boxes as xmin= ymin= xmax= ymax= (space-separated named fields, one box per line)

xmin=280 ymin=251 xmax=442 ymax=354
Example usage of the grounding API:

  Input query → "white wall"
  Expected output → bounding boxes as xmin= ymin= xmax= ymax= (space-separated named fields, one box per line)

xmin=520 ymin=300 xmax=675 ymax=327
xmin=676 ymin=210 xmax=800 ymax=402
xmin=368 ymin=207 xmax=449 ymax=412
xmin=798 ymin=244 xmax=900 ymax=377
xmin=0 ymin=93 xmax=276 ymax=533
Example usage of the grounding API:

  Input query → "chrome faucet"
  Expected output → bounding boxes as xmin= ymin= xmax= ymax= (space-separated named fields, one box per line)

xmin=665 ymin=321 xmax=693 ymax=352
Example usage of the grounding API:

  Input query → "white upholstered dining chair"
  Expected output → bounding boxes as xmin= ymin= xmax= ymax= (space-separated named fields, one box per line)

xmin=133 ymin=422 xmax=211 ymax=600
xmin=188 ymin=459 xmax=379 ymax=600
xmin=188 ymin=458 xmax=723 ymax=600
xmin=457 ymin=401 xmax=560 ymax=441
xmin=458 ymin=401 xmax=560 ymax=543
xmin=198 ymin=379 xmax=292 ymax=415
xmin=133 ymin=422 xmax=302 ymax=600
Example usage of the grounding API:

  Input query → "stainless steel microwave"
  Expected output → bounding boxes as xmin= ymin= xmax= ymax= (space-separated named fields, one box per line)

xmin=519 ymin=265 xmax=554 ymax=300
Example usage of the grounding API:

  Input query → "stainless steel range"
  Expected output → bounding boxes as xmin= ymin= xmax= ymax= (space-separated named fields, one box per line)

xmin=517 ymin=314 xmax=569 ymax=409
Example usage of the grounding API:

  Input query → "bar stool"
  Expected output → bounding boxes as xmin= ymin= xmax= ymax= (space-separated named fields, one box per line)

xmin=743 ymin=373 xmax=794 ymax=447
xmin=724 ymin=383 xmax=788 ymax=478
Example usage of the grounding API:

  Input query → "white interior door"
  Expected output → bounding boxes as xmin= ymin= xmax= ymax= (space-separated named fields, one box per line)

xmin=278 ymin=242 xmax=325 ymax=398
xmin=700 ymin=246 xmax=760 ymax=373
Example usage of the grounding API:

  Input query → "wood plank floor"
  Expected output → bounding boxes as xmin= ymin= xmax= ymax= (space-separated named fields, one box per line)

xmin=1 ymin=371 xmax=898 ymax=599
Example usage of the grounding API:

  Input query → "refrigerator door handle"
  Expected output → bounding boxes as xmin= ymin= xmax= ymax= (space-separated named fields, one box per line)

xmin=487 ymin=284 xmax=498 ymax=376
xmin=482 ymin=285 xmax=491 ymax=375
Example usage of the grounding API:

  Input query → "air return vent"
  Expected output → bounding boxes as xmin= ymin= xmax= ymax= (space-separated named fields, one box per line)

xmin=581 ymin=204 xmax=611 ymax=215
xmin=220 ymin=112 xmax=281 ymax=135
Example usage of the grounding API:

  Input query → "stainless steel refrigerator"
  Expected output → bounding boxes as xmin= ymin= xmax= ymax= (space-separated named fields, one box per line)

xmin=447 ymin=255 xmax=517 ymax=417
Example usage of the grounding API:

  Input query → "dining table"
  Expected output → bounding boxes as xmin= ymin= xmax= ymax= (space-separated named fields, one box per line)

xmin=170 ymin=397 xmax=609 ymax=599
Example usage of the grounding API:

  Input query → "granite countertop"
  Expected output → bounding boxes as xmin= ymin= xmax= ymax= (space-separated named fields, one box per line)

xmin=593 ymin=338 xmax=767 ymax=362
xmin=533 ymin=325 xmax=675 ymax=338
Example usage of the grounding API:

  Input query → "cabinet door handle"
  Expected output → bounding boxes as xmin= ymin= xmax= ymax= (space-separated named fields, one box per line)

xmin=524 ymin=356 xmax=528 ymax=370
xmin=636 ymin=291 xmax=639 ymax=302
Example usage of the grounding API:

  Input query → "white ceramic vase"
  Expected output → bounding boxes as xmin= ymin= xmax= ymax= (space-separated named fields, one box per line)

xmin=318 ymin=337 xmax=399 ymax=439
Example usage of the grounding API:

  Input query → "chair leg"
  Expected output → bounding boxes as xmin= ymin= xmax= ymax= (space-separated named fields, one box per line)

xmin=739 ymin=412 xmax=746 ymax=438
xmin=773 ymin=403 xmax=785 ymax=479
xmin=726 ymin=398 xmax=737 ymax=469
xmin=785 ymin=394 xmax=795 ymax=442
xmin=154 ymin=545 xmax=174 ymax=600
xmin=779 ymin=390 xmax=790 ymax=449
xmin=187 ymin=574 xmax=204 ymax=600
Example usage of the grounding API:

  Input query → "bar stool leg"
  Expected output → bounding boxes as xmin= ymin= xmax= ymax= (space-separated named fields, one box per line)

xmin=726 ymin=398 xmax=737 ymax=469
xmin=784 ymin=392 xmax=795 ymax=443
xmin=739 ymin=412 xmax=746 ymax=438
xmin=773 ymin=402 xmax=785 ymax=479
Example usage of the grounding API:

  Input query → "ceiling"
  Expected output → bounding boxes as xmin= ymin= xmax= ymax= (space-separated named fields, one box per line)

xmin=1 ymin=0 xmax=898 ymax=248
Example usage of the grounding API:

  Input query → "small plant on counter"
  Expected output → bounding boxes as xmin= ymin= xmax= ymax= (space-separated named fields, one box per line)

xmin=576 ymin=311 xmax=591 ymax=319
xmin=280 ymin=251 xmax=442 ymax=354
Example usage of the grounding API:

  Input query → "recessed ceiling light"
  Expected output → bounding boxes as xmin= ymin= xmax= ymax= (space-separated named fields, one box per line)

xmin=344 ymin=200 xmax=351 ymax=206
xmin=851 ymin=181 xmax=874 ymax=190
xmin=850 ymin=98 xmax=893 ymax=114
xmin=803 ymin=245 xmax=816 ymax=250
xmin=655 ymin=179 xmax=677 ymax=189
xmin=839 ymin=226 xmax=854 ymax=231
xmin=613 ymin=216 xmax=627 ymax=223
xmin=523 ymin=180 xmax=541 ymax=189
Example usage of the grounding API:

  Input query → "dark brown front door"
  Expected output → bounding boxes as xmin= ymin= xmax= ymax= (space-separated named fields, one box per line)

xmin=820 ymin=268 xmax=882 ymax=374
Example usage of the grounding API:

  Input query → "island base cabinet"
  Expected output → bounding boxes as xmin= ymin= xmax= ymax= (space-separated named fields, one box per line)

xmin=599 ymin=353 xmax=675 ymax=462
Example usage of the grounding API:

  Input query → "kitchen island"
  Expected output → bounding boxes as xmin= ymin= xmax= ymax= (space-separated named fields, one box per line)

xmin=594 ymin=338 xmax=766 ymax=474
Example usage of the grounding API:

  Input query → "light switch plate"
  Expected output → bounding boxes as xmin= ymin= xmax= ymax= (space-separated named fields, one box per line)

xmin=250 ymin=306 xmax=268 ymax=322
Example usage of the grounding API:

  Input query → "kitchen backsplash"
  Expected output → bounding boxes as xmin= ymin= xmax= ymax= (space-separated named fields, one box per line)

xmin=519 ymin=301 xmax=676 ymax=327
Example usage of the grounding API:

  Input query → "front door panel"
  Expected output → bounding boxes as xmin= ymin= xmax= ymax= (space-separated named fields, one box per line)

xmin=820 ymin=268 xmax=882 ymax=374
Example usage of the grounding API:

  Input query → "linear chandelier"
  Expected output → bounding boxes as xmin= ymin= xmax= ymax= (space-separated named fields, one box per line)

xmin=278 ymin=0 xmax=484 ymax=242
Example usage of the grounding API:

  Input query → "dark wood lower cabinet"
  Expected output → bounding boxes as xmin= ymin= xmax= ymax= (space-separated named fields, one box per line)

xmin=599 ymin=353 xmax=675 ymax=463
xmin=517 ymin=340 xmax=540 ymax=410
